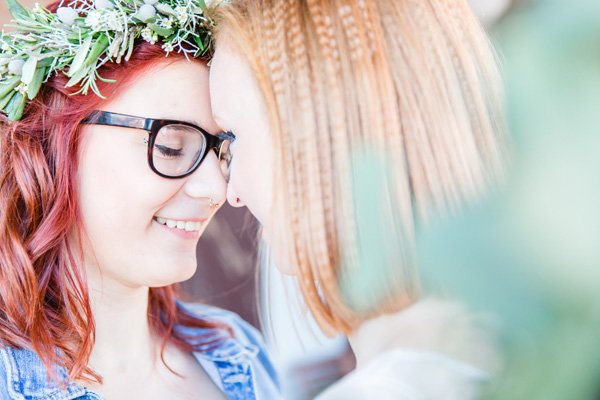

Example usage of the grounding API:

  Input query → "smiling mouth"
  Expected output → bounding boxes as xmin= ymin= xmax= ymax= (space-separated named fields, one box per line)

xmin=153 ymin=217 xmax=203 ymax=232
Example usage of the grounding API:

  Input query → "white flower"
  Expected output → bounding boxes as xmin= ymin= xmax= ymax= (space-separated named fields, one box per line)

xmin=141 ymin=27 xmax=157 ymax=44
xmin=94 ymin=0 xmax=114 ymax=10
xmin=84 ymin=10 xmax=102 ymax=30
xmin=159 ymin=17 xmax=173 ymax=29
xmin=0 ymin=64 xmax=8 ymax=75
xmin=143 ymin=0 xmax=158 ymax=5
xmin=15 ymin=82 xmax=28 ymax=95
xmin=141 ymin=27 xmax=153 ymax=41
xmin=175 ymin=6 xmax=188 ymax=24
xmin=32 ymin=3 xmax=43 ymax=13
xmin=56 ymin=7 xmax=78 ymax=26
xmin=8 ymin=59 xmax=25 ymax=75
xmin=106 ymin=12 xmax=123 ymax=31
xmin=162 ymin=42 xmax=173 ymax=52
xmin=136 ymin=4 xmax=156 ymax=22
xmin=1 ymin=42 xmax=11 ymax=52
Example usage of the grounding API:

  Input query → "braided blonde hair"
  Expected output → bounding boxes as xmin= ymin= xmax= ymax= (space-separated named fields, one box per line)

xmin=215 ymin=0 xmax=506 ymax=335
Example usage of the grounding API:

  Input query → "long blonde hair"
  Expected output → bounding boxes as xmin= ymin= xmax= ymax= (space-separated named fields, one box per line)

xmin=215 ymin=0 xmax=506 ymax=335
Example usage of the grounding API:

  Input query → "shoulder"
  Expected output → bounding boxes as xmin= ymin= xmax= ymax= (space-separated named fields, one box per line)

xmin=0 ymin=347 xmax=14 ymax=399
xmin=316 ymin=348 xmax=489 ymax=400
xmin=176 ymin=302 xmax=282 ymax=397
xmin=0 ymin=345 xmax=90 ymax=400
xmin=0 ymin=345 xmax=46 ymax=400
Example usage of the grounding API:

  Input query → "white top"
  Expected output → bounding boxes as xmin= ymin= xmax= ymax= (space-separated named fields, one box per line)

xmin=316 ymin=298 xmax=499 ymax=400
xmin=316 ymin=348 xmax=488 ymax=400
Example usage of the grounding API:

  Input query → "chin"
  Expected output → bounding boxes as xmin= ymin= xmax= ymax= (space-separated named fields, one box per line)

xmin=148 ymin=257 xmax=197 ymax=287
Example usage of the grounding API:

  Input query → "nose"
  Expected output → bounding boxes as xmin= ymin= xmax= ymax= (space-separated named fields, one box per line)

xmin=226 ymin=181 xmax=245 ymax=208
xmin=182 ymin=150 xmax=227 ymax=204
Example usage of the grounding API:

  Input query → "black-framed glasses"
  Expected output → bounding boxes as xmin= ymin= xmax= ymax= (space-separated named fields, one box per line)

xmin=82 ymin=110 xmax=235 ymax=179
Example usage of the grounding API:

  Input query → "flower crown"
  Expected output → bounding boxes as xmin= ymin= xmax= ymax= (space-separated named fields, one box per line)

xmin=0 ymin=0 xmax=216 ymax=121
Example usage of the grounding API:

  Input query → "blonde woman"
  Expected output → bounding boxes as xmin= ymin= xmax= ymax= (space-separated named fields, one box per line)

xmin=210 ymin=0 xmax=506 ymax=398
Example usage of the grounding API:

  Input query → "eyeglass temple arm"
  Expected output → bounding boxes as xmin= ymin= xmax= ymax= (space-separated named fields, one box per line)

xmin=218 ymin=131 xmax=236 ymax=142
xmin=81 ymin=111 xmax=153 ymax=131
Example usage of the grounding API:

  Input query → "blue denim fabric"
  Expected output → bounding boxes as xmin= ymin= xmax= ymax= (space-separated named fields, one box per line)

xmin=0 ymin=302 xmax=281 ymax=400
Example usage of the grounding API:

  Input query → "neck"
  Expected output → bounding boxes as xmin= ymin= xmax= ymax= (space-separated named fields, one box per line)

xmin=85 ymin=272 xmax=157 ymax=373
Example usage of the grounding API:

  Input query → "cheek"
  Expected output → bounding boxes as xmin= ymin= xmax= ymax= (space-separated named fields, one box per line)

xmin=78 ymin=138 xmax=150 ymax=226
xmin=230 ymin=139 xmax=274 ymax=223
xmin=77 ymin=139 xmax=196 ymax=286
xmin=77 ymin=132 xmax=180 ymax=258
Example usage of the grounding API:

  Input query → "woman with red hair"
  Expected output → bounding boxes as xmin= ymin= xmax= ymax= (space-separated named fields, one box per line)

xmin=0 ymin=0 xmax=280 ymax=398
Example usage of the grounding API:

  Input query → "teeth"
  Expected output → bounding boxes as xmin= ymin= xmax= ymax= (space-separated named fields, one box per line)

xmin=155 ymin=217 xmax=201 ymax=232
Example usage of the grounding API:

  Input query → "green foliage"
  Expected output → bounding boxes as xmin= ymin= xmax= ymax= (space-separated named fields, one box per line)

xmin=0 ymin=0 xmax=217 ymax=121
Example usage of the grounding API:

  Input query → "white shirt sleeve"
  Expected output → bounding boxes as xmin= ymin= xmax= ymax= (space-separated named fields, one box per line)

xmin=316 ymin=348 xmax=489 ymax=400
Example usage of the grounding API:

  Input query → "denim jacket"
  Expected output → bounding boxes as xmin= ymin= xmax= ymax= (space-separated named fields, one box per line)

xmin=0 ymin=303 xmax=281 ymax=400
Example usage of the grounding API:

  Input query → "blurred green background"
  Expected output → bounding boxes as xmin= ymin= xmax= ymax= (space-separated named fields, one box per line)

xmin=419 ymin=1 xmax=600 ymax=398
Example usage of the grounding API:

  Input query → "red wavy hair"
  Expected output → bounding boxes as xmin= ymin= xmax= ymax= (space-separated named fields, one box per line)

xmin=0 ymin=3 xmax=224 ymax=384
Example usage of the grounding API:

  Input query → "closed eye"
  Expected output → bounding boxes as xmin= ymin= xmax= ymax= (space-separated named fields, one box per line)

xmin=155 ymin=144 xmax=183 ymax=158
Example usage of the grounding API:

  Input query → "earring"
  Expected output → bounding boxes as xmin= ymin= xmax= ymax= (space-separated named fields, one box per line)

xmin=209 ymin=198 xmax=220 ymax=209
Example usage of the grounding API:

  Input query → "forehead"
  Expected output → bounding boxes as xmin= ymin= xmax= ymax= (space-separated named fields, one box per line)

xmin=209 ymin=46 xmax=265 ymax=128
xmin=101 ymin=60 xmax=219 ymax=132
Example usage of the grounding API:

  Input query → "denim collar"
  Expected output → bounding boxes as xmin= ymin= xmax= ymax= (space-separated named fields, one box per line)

xmin=1 ymin=318 xmax=261 ymax=399
xmin=0 ymin=346 xmax=95 ymax=400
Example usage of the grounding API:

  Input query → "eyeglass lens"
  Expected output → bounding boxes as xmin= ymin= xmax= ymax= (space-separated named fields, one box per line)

xmin=151 ymin=124 xmax=207 ymax=177
xmin=217 ymin=139 xmax=232 ymax=181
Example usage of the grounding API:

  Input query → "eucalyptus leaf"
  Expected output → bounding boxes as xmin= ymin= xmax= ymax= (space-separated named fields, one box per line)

xmin=131 ymin=15 xmax=156 ymax=24
xmin=6 ymin=0 xmax=29 ymax=20
xmin=0 ymin=91 xmax=16 ymax=111
xmin=37 ymin=58 xmax=53 ymax=68
xmin=67 ymin=31 xmax=87 ymax=41
xmin=65 ymin=66 xmax=90 ymax=87
xmin=194 ymin=35 xmax=205 ymax=51
xmin=154 ymin=3 xmax=176 ymax=16
xmin=0 ymin=75 xmax=21 ymax=98
xmin=83 ymin=35 xmax=109 ymax=69
xmin=20 ymin=56 xmax=37 ymax=85
xmin=6 ymin=91 xmax=26 ymax=121
xmin=97 ymin=74 xmax=116 ymax=83
xmin=27 ymin=66 xmax=46 ymax=100
xmin=67 ymin=34 xmax=93 ymax=78
xmin=148 ymin=23 xmax=174 ymax=37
